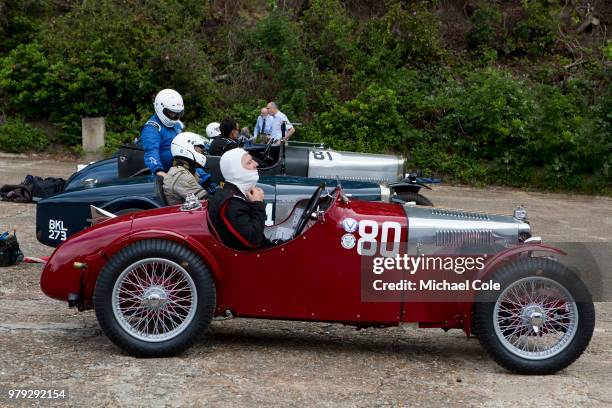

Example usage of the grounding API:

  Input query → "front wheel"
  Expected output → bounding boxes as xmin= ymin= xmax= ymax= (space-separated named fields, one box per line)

xmin=473 ymin=258 xmax=594 ymax=374
xmin=394 ymin=191 xmax=433 ymax=206
xmin=94 ymin=239 xmax=216 ymax=357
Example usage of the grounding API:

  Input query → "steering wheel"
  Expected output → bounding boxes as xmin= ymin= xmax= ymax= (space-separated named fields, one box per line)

xmin=293 ymin=183 xmax=325 ymax=238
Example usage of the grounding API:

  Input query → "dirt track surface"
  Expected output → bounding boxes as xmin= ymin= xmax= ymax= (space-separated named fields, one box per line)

xmin=0 ymin=155 xmax=611 ymax=407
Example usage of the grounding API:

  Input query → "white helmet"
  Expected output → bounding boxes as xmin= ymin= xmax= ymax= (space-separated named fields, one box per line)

xmin=154 ymin=89 xmax=184 ymax=127
xmin=206 ymin=122 xmax=221 ymax=138
xmin=171 ymin=132 xmax=207 ymax=168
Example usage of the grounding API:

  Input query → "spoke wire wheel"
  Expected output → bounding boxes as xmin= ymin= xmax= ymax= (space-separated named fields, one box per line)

xmin=111 ymin=258 xmax=198 ymax=342
xmin=95 ymin=240 xmax=215 ymax=357
xmin=473 ymin=257 xmax=595 ymax=374
xmin=493 ymin=276 xmax=578 ymax=360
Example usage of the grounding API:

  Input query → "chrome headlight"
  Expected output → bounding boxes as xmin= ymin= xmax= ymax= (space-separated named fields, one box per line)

xmin=518 ymin=221 xmax=532 ymax=242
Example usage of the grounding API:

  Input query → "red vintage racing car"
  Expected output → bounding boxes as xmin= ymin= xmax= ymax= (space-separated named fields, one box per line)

xmin=40 ymin=185 xmax=594 ymax=374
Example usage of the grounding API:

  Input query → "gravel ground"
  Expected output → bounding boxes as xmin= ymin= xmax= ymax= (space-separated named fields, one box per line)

xmin=0 ymin=155 xmax=610 ymax=407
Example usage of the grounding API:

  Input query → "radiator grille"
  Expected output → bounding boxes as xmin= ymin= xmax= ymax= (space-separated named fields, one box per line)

xmin=436 ymin=229 xmax=494 ymax=247
xmin=431 ymin=209 xmax=489 ymax=220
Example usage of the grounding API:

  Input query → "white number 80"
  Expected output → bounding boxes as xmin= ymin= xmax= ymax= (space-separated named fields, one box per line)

xmin=356 ymin=220 xmax=401 ymax=257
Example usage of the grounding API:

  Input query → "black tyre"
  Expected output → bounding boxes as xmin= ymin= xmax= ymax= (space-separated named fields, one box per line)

xmin=94 ymin=239 xmax=216 ymax=357
xmin=395 ymin=191 xmax=433 ymax=206
xmin=473 ymin=257 xmax=595 ymax=374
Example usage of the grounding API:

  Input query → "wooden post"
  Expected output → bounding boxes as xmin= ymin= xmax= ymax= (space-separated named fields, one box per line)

xmin=82 ymin=117 xmax=105 ymax=161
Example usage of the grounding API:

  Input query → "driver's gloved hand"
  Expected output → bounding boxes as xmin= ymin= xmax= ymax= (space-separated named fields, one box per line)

xmin=196 ymin=168 xmax=220 ymax=194
xmin=196 ymin=168 xmax=212 ymax=187
xmin=206 ymin=183 xmax=220 ymax=195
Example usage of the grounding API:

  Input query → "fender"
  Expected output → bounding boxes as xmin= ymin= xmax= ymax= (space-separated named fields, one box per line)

xmin=101 ymin=196 xmax=161 ymax=213
xmin=461 ymin=243 xmax=567 ymax=336
xmin=102 ymin=229 xmax=224 ymax=287
xmin=478 ymin=243 xmax=567 ymax=281
xmin=389 ymin=181 xmax=427 ymax=195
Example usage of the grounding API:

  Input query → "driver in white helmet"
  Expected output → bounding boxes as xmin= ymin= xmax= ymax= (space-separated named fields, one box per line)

xmin=206 ymin=122 xmax=221 ymax=140
xmin=163 ymin=132 xmax=209 ymax=205
xmin=208 ymin=148 xmax=268 ymax=250
xmin=138 ymin=89 xmax=185 ymax=177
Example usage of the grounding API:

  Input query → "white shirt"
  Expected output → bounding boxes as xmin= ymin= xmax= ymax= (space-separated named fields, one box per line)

xmin=269 ymin=111 xmax=293 ymax=141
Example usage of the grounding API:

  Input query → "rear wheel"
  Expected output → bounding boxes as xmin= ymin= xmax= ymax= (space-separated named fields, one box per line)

xmin=94 ymin=239 xmax=216 ymax=357
xmin=394 ymin=191 xmax=433 ymax=206
xmin=473 ymin=258 xmax=594 ymax=374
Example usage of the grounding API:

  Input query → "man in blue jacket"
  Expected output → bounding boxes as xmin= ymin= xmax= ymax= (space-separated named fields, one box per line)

xmin=138 ymin=89 xmax=185 ymax=177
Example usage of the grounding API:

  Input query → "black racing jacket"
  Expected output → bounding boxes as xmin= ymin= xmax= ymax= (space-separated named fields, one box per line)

xmin=209 ymin=137 xmax=238 ymax=156
xmin=207 ymin=182 xmax=267 ymax=250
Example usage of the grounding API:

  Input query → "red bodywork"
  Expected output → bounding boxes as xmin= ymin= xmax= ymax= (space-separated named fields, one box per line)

xmin=40 ymin=195 xmax=563 ymax=333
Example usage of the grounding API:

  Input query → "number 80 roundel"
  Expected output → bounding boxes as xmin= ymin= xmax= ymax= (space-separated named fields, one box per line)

xmin=345 ymin=219 xmax=403 ymax=257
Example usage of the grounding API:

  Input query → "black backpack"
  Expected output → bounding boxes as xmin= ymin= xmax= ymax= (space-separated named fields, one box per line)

xmin=0 ymin=233 xmax=23 ymax=267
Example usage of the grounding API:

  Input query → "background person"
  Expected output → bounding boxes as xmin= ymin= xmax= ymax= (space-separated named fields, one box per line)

xmin=163 ymin=132 xmax=209 ymax=205
xmin=253 ymin=107 xmax=272 ymax=142
xmin=208 ymin=148 xmax=267 ymax=250
xmin=138 ymin=89 xmax=185 ymax=177
xmin=206 ymin=122 xmax=221 ymax=140
xmin=209 ymin=118 xmax=240 ymax=156
xmin=266 ymin=101 xmax=294 ymax=144
xmin=238 ymin=127 xmax=255 ymax=148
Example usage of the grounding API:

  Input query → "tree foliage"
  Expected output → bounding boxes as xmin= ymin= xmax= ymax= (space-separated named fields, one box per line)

xmin=0 ymin=0 xmax=610 ymax=193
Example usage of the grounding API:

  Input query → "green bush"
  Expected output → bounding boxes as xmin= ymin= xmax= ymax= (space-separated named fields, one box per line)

xmin=356 ymin=2 xmax=442 ymax=77
xmin=512 ymin=1 xmax=558 ymax=57
xmin=439 ymin=68 xmax=535 ymax=162
xmin=467 ymin=3 xmax=515 ymax=55
xmin=0 ymin=0 xmax=217 ymax=143
xmin=0 ymin=43 xmax=50 ymax=116
xmin=227 ymin=10 xmax=318 ymax=118
xmin=0 ymin=117 xmax=48 ymax=153
xmin=305 ymin=85 xmax=408 ymax=153
xmin=467 ymin=1 xmax=559 ymax=58
xmin=0 ymin=0 xmax=609 ymax=193
xmin=0 ymin=0 xmax=54 ymax=54
xmin=301 ymin=0 xmax=357 ymax=74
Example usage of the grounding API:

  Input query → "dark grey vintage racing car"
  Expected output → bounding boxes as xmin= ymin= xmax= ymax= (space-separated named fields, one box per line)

xmin=37 ymin=141 xmax=436 ymax=247
xmin=37 ymin=174 xmax=392 ymax=247
xmin=65 ymin=142 xmax=433 ymax=204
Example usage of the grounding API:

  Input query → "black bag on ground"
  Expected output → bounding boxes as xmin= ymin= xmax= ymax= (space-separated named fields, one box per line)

xmin=0 ymin=234 xmax=24 ymax=267
xmin=0 ymin=175 xmax=64 ymax=202
xmin=31 ymin=176 xmax=65 ymax=198
xmin=0 ymin=183 xmax=33 ymax=203
xmin=118 ymin=143 xmax=148 ymax=178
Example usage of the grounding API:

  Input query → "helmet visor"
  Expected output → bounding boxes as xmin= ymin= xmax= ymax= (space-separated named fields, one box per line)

xmin=163 ymin=108 xmax=184 ymax=121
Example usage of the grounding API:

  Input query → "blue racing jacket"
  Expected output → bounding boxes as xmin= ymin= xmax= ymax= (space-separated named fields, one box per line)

xmin=138 ymin=114 xmax=183 ymax=174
